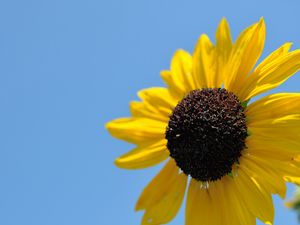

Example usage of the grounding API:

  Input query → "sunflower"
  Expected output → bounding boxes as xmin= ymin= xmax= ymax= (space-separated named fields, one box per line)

xmin=106 ymin=18 xmax=300 ymax=225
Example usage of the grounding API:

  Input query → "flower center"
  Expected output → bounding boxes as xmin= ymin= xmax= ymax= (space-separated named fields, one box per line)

xmin=165 ymin=88 xmax=247 ymax=182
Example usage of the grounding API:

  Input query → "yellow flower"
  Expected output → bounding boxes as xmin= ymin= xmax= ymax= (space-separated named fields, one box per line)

xmin=106 ymin=18 xmax=300 ymax=225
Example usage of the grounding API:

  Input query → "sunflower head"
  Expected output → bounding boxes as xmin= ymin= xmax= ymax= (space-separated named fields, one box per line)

xmin=106 ymin=17 xmax=300 ymax=225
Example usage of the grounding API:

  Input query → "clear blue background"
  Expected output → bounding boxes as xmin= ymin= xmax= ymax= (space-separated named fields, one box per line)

xmin=1 ymin=0 xmax=300 ymax=224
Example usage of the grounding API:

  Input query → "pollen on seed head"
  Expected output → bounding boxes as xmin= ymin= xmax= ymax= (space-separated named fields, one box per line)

xmin=165 ymin=88 xmax=247 ymax=182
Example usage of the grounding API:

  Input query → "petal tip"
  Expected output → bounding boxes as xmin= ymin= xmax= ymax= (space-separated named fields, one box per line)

xmin=114 ymin=158 xmax=121 ymax=166
xmin=286 ymin=42 xmax=293 ymax=49
xmin=105 ymin=118 xmax=127 ymax=131
xmin=134 ymin=203 xmax=142 ymax=211
xmin=194 ymin=34 xmax=211 ymax=52
xmin=219 ymin=17 xmax=229 ymax=26
xmin=160 ymin=70 xmax=170 ymax=78
xmin=114 ymin=156 xmax=132 ymax=169
xmin=105 ymin=121 xmax=113 ymax=130
xmin=258 ymin=17 xmax=266 ymax=29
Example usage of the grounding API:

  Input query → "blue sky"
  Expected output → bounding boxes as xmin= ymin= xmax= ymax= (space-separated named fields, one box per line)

xmin=1 ymin=0 xmax=300 ymax=224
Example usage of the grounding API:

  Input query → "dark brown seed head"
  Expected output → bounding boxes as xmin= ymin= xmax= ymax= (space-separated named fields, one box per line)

xmin=165 ymin=88 xmax=247 ymax=182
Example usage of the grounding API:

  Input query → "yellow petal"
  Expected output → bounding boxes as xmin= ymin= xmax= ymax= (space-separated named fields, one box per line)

xmin=248 ymin=115 xmax=300 ymax=141
xmin=222 ymin=177 xmax=256 ymax=225
xmin=136 ymin=159 xmax=187 ymax=225
xmin=285 ymin=176 xmax=300 ymax=185
xmin=192 ymin=34 xmax=217 ymax=88
xmin=250 ymin=127 xmax=300 ymax=140
xmin=247 ymin=153 xmax=300 ymax=186
xmin=234 ymin=168 xmax=274 ymax=224
xmin=106 ymin=117 xmax=166 ymax=144
xmin=246 ymin=93 xmax=300 ymax=124
xmin=161 ymin=50 xmax=194 ymax=99
xmin=186 ymin=177 xmax=256 ymax=225
xmin=246 ymin=135 xmax=300 ymax=160
xmin=216 ymin=18 xmax=232 ymax=58
xmin=249 ymin=114 xmax=300 ymax=128
xmin=250 ymin=151 xmax=293 ymax=180
xmin=225 ymin=18 xmax=266 ymax=97
xmin=137 ymin=87 xmax=177 ymax=114
xmin=239 ymin=49 xmax=300 ymax=101
xmin=211 ymin=180 xmax=236 ymax=225
xmin=282 ymin=166 xmax=300 ymax=182
xmin=130 ymin=87 xmax=176 ymax=122
xmin=186 ymin=179 xmax=221 ymax=225
xmin=253 ymin=42 xmax=292 ymax=73
xmin=130 ymin=101 xmax=169 ymax=122
xmin=114 ymin=139 xmax=169 ymax=169
xmin=241 ymin=154 xmax=287 ymax=198
xmin=215 ymin=17 xmax=233 ymax=87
